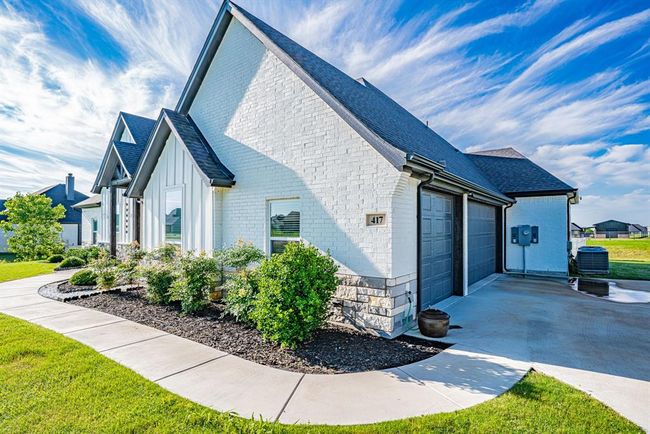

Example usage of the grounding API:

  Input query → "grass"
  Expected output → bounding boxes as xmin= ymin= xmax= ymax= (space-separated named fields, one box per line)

xmin=0 ymin=260 xmax=57 ymax=283
xmin=0 ymin=314 xmax=641 ymax=433
xmin=586 ymin=238 xmax=650 ymax=280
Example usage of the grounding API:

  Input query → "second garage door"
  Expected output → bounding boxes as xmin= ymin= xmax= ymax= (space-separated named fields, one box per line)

xmin=468 ymin=201 xmax=497 ymax=285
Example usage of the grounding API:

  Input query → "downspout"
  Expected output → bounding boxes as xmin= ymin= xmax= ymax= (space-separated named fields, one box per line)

xmin=416 ymin=172 xmax=434 ymax=314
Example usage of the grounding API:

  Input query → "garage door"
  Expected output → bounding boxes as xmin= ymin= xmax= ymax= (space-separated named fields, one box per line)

xmin=468 ymin=201 xmax=497 ymax=285
xmin=420 ymin=190 xmax=454 ymax=309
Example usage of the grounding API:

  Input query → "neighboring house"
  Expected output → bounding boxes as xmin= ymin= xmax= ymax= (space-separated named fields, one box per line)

xmin=72 ymin=195 xmax=102 ymax=245
xmin=91 ymin=112 xmax=156 ymax=253
xmin=594 ymin=220 xmax=648 ymax=238
xmin=90 ymin=1 xmax=578 ymax=337
xmin=0 ymin=174 xmax=88 ymax=252
xmin=571 ymin=223 xmax=585 ymax=238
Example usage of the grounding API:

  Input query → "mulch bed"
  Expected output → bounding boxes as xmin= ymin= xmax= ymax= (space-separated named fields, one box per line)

xmin=68 ymin=289 xmax=449 ymax=374
xmin=58 ymin=282 xmax=96 ymax=293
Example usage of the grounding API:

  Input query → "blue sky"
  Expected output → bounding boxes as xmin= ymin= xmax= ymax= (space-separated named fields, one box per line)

xmin=0 ymin=0 xmax=648 ymax=226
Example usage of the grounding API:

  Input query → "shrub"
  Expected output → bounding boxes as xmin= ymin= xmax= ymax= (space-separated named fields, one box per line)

xmin=148 ymin=244 xmax=179 ymax=263
xmin=65 ymin=246 xmax=105 ymax=263
xmin=59 ymin=256 xmax=85 ymax=268
xmin=141 ymin=263 xmax=177 ymax=304
xmin=69 ymin=269 xmax=97 ymax=286
xmin=217 ymin=240 xmax=264 ymax=272
xmin=251 ymin=242 xmax=339 ymax=348
xmin=90 ymin=250 xmax=119 ymax=289
xmin=223 ymin=272 xmax=258 ymax=323
xmin=47 ymin=254 xmax=64 ymax=263
xmin=118 ymin=242 xmax=146 ymax=285
xmin=170 ymin=252 xmax=220 ymax=314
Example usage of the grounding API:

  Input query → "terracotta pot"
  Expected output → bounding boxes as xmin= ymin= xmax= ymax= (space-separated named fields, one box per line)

xmin=209 ymin=287 xmax=224 ymax=301
xmin=418 ymin=309 xmax=450 ymax=338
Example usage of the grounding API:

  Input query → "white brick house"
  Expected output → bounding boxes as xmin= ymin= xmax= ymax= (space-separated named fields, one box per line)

xmin=91 ymin=1 xmax=578 ymax=337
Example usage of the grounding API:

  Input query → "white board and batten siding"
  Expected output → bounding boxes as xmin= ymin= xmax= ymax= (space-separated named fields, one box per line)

xmin=505 ymin=195 xmax=569 ymax=275
xmin=187 ymin=18 xmax=407 ymax=279
xmin=99 ymin=187 xmax=137 ymax=246
xmin=141 ymin=134 xmax=217 ymax=253
xmin=80 ymin=207 xmax=100 ymax=245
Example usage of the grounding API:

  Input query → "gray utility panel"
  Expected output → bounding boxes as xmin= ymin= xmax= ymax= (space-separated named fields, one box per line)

xmin=420 ymin=190 xmax=454 ymax=309
xmin=468 ymin=201 xmax=497 ymax=285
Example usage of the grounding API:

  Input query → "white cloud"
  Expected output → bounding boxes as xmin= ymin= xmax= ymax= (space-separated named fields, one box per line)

xmin=573 ymin=189 xmax=650 ymax=227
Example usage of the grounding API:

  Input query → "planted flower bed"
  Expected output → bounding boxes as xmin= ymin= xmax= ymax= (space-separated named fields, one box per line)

xmin=65 ymin=241 xmax=448 ymax=374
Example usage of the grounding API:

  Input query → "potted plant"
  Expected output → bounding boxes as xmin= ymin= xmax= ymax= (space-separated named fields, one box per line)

xmin=418 ymin=309 xmax=450 ymax=338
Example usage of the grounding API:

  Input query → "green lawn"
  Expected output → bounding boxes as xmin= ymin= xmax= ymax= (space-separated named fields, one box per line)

xmin=0 ymin=260 xmax=57 ymax=283
xmin=586 ymin=238 xmax=650 ymax=280
xmin=0 ymin=314 xmax=640 ymax=433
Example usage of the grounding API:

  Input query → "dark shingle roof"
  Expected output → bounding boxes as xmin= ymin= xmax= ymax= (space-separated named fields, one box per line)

xmin=121 ymin=112 xmax=156 ymax=146
xmin=114 ymin=141 xmax=146 ymax=176
xmin=466 ymin=148 xmax=575 ymax=196
xmin=163 ymin=109 xmax=235 ymax=185
xmin=228 ymin=3 xmax=504 ymax=198
xmin=571 ymin=223 xmax=582 ymax=231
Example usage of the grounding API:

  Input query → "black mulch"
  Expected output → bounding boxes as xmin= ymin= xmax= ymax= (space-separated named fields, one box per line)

xmin=68 ymin=289 xmax=450 ymax=374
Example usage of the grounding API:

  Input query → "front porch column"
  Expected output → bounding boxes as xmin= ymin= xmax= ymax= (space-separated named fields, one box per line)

xmin=462 ymin=193 xmax=468 ymax=296
xmin=109 ymin=186 xmax=117 ymax=257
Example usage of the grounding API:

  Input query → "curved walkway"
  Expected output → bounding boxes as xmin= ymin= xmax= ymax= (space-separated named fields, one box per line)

xmin=1 ymin=272 xmax=648 ymax=429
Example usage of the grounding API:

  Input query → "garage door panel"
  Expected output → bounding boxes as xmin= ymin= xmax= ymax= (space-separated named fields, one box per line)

xmin=420 ymin=190 xmax=454 ymax=309
xmin=468 ymin=201 xmax=497 ymax=285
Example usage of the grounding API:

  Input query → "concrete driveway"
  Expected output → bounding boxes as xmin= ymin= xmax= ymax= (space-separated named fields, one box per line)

xmin=422 ymin=275 xmax=650 ymax=431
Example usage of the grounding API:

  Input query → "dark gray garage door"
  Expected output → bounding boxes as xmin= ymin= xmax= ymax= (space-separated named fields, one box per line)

xmin=420 ymin=190 xmax=454 ymax=309
xmin=468 ymin=201 xmax=497 ymax=285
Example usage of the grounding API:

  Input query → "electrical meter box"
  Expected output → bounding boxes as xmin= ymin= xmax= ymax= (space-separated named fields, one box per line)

xmin=511 ymin=225 xmax=538 ymax=246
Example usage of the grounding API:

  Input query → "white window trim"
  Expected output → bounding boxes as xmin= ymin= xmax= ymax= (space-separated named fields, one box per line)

xmin=267 ymin=197 xmax=301 ymax=255
xmin=164 ymin=186 xmax=184 ymax=246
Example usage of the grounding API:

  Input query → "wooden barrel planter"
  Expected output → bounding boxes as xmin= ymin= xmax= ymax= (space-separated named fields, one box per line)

xmin=418 ymin=309 xmax=450 ymax=338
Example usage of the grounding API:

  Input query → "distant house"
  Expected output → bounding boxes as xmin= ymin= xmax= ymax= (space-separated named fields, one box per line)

xmin=593 ymin=220 xmax=648 ymax=238
xmin=0 ymin=174 xmax=89 ymax=251
xmin=571 ymin=223 xmax=585 ymax=238
xmin=72 ymin=194 xmax=102 ymax=245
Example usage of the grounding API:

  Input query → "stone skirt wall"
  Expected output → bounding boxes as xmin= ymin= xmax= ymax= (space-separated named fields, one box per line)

xmin=329 ymin=272 xmax=418 ymax=338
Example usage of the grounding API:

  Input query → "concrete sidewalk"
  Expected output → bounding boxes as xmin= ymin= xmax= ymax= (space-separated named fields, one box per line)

xmin=1 ymin=272 xmax=647 ymax=428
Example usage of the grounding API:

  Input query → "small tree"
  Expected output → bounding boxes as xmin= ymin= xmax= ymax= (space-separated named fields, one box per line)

xmin=0 ymin=193 xmax=66 ymax=260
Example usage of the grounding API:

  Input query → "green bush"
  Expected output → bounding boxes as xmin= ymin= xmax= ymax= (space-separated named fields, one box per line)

xmin=47 ymin=254 xmax=64 ymax=263
xmin=64 ymin=246 xmax=104 ymax=263
xmin=59 ymin=256 xmax=85 ymax=268
xmin=148 ymin=244 xmax=179 ymax=263
xmin=90 ymin=250 xmax=119 ymax=289
xmin=170 ymin=252 xmax=220 ymax=314
xmin=69 ymin=269 xmax=97 ymax=286
xmin=118 ymin=242 xmax=146 ymax=285
xmin=141 ymin=263 xmax=177 ymax=304
xmin=216 ymin=240 xmax=265 ymax=271
xmin=251 ymin=242 xmax=339 ymax=348
xmin=223 ymin=272 xmax=258 ymax=323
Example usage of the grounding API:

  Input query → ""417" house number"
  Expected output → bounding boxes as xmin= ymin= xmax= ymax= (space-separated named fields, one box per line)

xmin=366 ymin=213 xmax=386 ymax=226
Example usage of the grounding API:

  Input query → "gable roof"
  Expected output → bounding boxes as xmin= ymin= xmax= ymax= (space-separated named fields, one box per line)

xmin=126 ymin=109 xmax=235 ymax=197
xmin=121 ymin=112 xmax=156 ymax=145
xmin=571 ymin=222 xmax=582 ymax=231
xmin=174 ymin=1 xmax=510 ymax=203
xmin=92 ymin=112 xmax=156 ymax=193
xmin=72 ymin=194 xmax=101 ymax=209
xmin=466 ymin=148 xmax=575 ymax=196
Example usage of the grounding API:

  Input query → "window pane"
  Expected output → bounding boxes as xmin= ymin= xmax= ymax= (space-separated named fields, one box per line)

xmin=270 ymin=200 xmax=300 ymax=237
xmin=271 ymin=240 xmax=298 ymax=254
xmin=165 ymin=190 xmax=182 ymax=243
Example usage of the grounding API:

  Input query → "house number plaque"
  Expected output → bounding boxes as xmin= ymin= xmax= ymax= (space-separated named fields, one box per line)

xmin=366 ymin=213 xmax=386 ymax=226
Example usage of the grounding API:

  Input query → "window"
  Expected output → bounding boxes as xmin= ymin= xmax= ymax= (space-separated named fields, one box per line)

xmin=91 ymin=218 xmax=98 ymax=245
xmin=269 ymin=199 xmax=300 ymax=254
xmin=165 ymin=189 xmax=182 ymax=244
xmin=115 ymin=204 xmax=121 ymax=243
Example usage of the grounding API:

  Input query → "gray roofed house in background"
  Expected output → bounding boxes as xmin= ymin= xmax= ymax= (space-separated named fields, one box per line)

xmin=466 ymin=147 xmax=576 ymax=196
